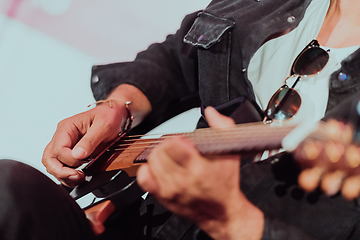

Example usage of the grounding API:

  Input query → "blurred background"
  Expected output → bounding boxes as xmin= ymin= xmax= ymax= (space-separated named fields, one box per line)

xmin=0 ymin=0 xmax=208 ymax=180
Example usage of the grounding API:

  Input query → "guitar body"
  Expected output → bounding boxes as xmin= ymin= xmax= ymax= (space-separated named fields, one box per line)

xmin=70 ymin=137 xmax=152 ymax=201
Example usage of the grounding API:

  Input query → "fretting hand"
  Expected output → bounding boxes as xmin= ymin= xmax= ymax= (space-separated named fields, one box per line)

xmin=295 ymin=120 xmax=360 ymax=200
xmin=137 ymin=107 xmax=264 ymax=240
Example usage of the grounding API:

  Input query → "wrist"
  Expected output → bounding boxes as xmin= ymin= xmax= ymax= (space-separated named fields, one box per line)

xmin=198 ymin=192 xmax=264 ymax=240
xmin=91 ymin=98 xmax=133 ymax=132
xmin=106 ymin=84 xmax=152 ymax=127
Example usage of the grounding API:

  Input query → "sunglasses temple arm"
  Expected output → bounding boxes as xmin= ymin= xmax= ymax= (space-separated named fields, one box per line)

xmin=291 ymin=76 xmax=301 ymax=88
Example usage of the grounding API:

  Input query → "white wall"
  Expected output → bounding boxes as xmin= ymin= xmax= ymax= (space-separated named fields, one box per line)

xmin=0 ymin=0 xmax=207 ymax=179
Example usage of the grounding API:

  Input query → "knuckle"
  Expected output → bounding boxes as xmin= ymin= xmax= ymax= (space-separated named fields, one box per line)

xmin=41 ymin=156 xmax=48 ymax=166
xmin=162 ymin=191 xmax=180 ymax=203
xmin=45 ymin=167 xmax=53 ymax=175
xmin=56 ymin=118 xmax=70 ymax=129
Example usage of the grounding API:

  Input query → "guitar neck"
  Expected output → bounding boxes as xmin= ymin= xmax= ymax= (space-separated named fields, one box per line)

xmin=83 ymin=122 xmax=298 ymax=174
xmin=186 ymin=123 xmax=296 ymax=155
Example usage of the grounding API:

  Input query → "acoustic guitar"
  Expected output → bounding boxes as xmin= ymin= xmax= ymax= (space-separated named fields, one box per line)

xmin=70 ymin=120 xmax=359 ymax=235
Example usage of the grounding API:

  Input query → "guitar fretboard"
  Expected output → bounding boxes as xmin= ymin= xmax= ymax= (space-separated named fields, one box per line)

xmin=82 ymin=121 xmax=307 ymax=174
xmin=131 ymin=122 xmax=297 ymax=163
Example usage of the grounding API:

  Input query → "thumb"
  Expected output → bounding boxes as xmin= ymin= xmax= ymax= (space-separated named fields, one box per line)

xmin=204 ymin=106 xmax=235 ymax=128
xmin=72 ymin=146 xmax=88 ymax=160
xmin=71 ymin=122 xmax=118 ymax=160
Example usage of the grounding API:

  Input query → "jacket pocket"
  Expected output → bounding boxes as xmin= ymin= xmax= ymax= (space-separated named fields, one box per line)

xmin=183 ymin=12 xmax=235 ymax=49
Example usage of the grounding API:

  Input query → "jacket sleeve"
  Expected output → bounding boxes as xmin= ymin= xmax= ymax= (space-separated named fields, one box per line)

xmin=90 ymin=11 xmax=201 ymax=132
xmin=261 ymin=218 xmax=314 ymax=240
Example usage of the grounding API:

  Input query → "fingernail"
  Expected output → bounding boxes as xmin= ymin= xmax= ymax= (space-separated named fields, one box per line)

xmin=68 ymin=174 xmax=80 ymax=180
xmin=72 ymin=147 xmax=86 ymax=159
xmin=326 ymin=187 xmax=338 ymax=196
xmin=325 ymin=181 xmax=341 ymax=196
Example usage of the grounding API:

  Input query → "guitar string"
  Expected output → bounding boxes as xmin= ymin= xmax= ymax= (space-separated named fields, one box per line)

xmin=111 ymin=134 xmax=352 ymax=154
xmin=118 ymin=123 xmax=297 ymax=142
xmin=94 ymin=121 xmax=331 ymax=154
xmin=118 ymin=121 xmax=291 ymax=141
xmin=113 ymin=128 xmax=293 ymax=146
xmin=106 ymin=123 xmax=339 ymax=155
xmin=106 ymin=127 xmax=296 ymax=153
xmin=118 ymin=126 xmax=295 ymax=142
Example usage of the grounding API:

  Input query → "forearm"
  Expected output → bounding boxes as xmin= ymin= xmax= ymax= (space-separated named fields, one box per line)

xmin=91 ymin=12 xmax=200 ymax=131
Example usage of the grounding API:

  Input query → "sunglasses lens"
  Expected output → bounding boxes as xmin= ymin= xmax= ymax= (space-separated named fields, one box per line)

xmin=266 ymin=87 xmax=301 ymax=120
xmin=292 ymin=47 xmax=329 ymax=76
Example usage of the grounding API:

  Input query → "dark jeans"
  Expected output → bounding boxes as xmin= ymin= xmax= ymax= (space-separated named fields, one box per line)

xmin=0 ymin=160 xmax=202 ymax=240
xmin=2 ymin=156 xmax=360 ymax=240
xmin=0 ymin=159 xmax=95 ymax=240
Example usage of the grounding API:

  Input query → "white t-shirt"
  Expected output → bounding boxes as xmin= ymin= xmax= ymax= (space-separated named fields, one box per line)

xmin=247 ymin=0 xmax=359 ymax=124
xmin=247 ymin=0 xmax=359 ymax=160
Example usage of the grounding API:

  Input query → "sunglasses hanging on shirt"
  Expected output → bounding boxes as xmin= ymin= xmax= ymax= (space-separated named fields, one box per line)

xmin=263 ymin=39 xmax=330 ymax=122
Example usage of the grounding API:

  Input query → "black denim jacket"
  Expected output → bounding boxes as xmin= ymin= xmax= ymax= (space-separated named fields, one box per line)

xmin=91 ymin=0 xmax=360 ymax=129
xmin=90 ymin=0 xmax=360 ymax=239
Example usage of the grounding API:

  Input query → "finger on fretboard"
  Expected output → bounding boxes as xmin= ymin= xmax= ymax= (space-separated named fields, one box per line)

xmin=294 ymin=120 xmax=360 ymax=175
